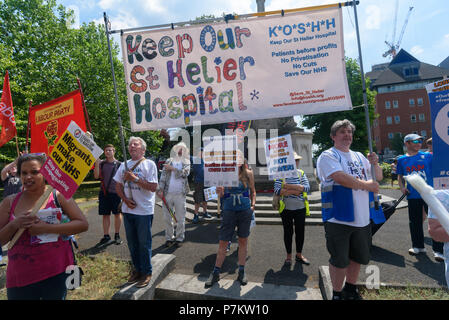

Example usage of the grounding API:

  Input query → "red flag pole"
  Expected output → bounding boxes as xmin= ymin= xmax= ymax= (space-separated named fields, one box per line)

xmin=26 ymin=100 xmax=32 ymax=153
xmin=77 ymin=78 xmax=92 ymax=134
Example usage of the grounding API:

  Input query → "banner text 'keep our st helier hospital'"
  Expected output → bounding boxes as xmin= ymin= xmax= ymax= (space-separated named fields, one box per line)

xmin=121 ymin=7 xmax=352 ymax=131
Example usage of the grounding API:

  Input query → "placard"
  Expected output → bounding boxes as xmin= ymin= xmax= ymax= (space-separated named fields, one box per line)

xmin=40 ymin=121 xmax=103 ymax=198
xmin=264 ymin=134 xmax=297 ymax=180
xmin=203 ymin=135 xmax=238 ymax=187
xmin=426 ymin=79 xmax=449 ymax=189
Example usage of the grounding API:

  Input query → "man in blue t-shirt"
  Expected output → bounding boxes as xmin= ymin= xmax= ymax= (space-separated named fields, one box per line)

xmin=397 ymin=133 xmax=444 ymax=261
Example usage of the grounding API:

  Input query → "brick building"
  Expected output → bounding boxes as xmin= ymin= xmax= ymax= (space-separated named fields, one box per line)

xmin=367 ymin=49 xmax=449 ymax=158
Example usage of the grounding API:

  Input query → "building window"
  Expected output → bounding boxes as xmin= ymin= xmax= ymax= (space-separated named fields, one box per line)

xmin=419 ymin=113 xmax=425 ymax=122
xmin=388 ymin=133 xmax=394 ymax=139
xmin=394 ymin=115 xmax=400 ymax=124
xmin=386 ymin=116 xmax=392 ymax=124
xmin=421 ymin=130 xmax=427 ymax=137
xmin=409 ymin=98 xmax=415 ymax=106
xmin=417 ymin=98 xmax=424 ymax=106
xmin=410 ymin=114 xmax=417 ymax=123
xmin=393 ymin=100 xmax=399 ymax=108
xmin=385 ymin=101 xmax=391 ymax=109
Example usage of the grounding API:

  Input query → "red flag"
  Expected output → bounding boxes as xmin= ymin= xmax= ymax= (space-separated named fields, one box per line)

xmin=0 ymin=71 xmax=17 ymax=148
xmin=29 ymin=89 xmax=86 ymax=155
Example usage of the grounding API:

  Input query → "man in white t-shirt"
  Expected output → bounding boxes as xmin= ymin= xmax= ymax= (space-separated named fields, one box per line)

xmin=157 ymin=142 xmax=190 ymax=247
xmin=317 ymin=119 xmax=382 ymax=300
xmin=114 ymin=136 xmax=158 ymax=288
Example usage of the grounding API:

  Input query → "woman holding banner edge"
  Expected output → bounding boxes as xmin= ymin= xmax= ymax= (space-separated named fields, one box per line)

xmin=205 ymin=150 xmax=256 ymax=287
xmin=0 ymin=153 xmax=88 ymax=300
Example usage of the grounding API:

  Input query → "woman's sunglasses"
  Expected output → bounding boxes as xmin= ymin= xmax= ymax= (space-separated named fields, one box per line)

xmin=410 ymin=140 xmax=423 ymax=144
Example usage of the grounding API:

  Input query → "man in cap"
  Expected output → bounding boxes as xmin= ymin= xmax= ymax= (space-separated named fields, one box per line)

xmin=397 ymin=133 xmax=444 ymax=261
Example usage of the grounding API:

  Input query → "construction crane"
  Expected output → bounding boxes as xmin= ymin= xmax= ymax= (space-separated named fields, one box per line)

xmin=383 ymin=5 xmax=414 ymax=59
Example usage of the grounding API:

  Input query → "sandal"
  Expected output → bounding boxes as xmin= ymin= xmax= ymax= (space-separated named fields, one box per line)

xmin=284 ymin=258 xmax=292 ymax=265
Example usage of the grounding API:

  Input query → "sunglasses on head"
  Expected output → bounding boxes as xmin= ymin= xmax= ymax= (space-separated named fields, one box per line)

xmin=410 ymin=139 xmax=423 ymax=144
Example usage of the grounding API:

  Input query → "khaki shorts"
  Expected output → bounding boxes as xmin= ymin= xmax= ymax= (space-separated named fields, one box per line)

xmin=324 ymin=222 xmax=372 ymax=268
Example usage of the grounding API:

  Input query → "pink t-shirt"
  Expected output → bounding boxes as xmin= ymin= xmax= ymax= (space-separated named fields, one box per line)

xmin=6 ymin=192 xmax=74 ymax=288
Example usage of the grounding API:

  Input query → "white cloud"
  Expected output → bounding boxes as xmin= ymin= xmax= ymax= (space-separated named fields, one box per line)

xmin=364 ymin=5 xmax=381 ymax=30
xmin=410 ymin=45 xmax=424 ymax=56
xmin=98 ymin=0 xmax=121 ymax=10
xmin=141 ymin=0 xmax=168 ymax=14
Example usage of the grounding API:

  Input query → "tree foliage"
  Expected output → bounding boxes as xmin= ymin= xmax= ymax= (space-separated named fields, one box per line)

xmin=301 ymin=57 xmax=377 ymax=157
xmin=0 ymin=0 xmax=164 ymax=165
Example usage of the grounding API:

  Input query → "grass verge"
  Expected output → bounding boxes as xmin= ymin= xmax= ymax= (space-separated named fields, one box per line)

xmin=360 ymin=286 xmax=449 ymax=300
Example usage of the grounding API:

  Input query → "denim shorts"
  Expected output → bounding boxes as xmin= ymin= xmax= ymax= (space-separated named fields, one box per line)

xmin=324 ymin=222 xmax=372 ymax=268
xmin=219 ymin=208 xmax=253 ymax=241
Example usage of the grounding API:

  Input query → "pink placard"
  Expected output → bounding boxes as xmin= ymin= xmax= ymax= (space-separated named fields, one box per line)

xmin=40 ymin=157 xmax=79 ymax=199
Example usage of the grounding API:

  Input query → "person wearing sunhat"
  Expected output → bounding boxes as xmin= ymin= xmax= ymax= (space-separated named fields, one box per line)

xmin=157 ymin=141 xmax=191 ymax=248
xmin=274 ymin=151 xmax=311 ymax=266
xmin=397 ymin=133 xmax=444 ymax=261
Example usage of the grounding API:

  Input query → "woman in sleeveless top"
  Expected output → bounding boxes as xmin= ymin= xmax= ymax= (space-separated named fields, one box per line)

xmin=205 ymin=151 xmax=256 ymax=287
xmin=0 ymin=153 xmax=88 ymax=300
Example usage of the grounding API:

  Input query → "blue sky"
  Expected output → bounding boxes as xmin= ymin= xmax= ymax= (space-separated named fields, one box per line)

xmin=58 ymin=0 xmax=449 ymax=72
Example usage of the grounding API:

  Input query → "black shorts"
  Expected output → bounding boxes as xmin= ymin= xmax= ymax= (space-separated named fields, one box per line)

xmin=98 ymin=192 xmax=121 ymax=215
xmin=391 ymin=173 xmax=398 ymax=181
xmin=193 ymin=183 xmax=206 ymax=203
xmin=324 ymin=222 xmax=372 ymax=268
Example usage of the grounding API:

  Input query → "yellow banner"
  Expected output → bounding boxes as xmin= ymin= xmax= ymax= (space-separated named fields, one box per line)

xmin=49 ymin=130 xmax=93 ymax=186
xmin=35 ymin=99 xmax=74 ymax=125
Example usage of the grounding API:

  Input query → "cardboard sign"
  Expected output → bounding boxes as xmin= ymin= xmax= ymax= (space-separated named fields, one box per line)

xmin=264 ymin=134 xmax=297 ymax=180
xmin=121 ymin=8 xmax=351 ymax=130
xmin=203 ymin=135 xmax=238 ymax=187
xmin=40 ymin=121 xmax=103 ymax=199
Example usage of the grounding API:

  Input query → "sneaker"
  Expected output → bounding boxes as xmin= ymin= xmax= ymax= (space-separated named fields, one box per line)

xmin=205 ymin=272 xmax=220 ymax=288
xmin=203 ymin=212 xmax=212 ymax=219
xmin=136 ymin=274 xmax=152 ymax=288
xmin=434 ymin=252 xmax=445 ymax=262
xmin=237 ymin=270 xmax=248 ymax=286
xmin=97 ymin=235 xmax=111 ymax=246
xmin=226 ymin=241 xmax=231 ymax=253
xmin=114 ymin=234 xmax=123 ymax=245
xmin=192 ymin=215 xmax=199 ymax=224
xmin=342 ymin=288 xmax=363 ymax=300
xmin=409 ymin=247 xmax=426 ymax=256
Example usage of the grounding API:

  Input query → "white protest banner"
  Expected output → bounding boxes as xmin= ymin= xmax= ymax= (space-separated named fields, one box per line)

xmin=203 ymin=135 xmax=238 ymax=187
xmin=264 ymin=134 xmax=296 ymax=180
xmin=121 ymin=7 xmax=351 ymax=131
xmin=426 ymin=79 xmax=449 ymax=189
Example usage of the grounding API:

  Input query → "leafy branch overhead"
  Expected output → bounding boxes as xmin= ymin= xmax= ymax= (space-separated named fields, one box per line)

xmin=0 ymin=0 xmax=164 ymax=165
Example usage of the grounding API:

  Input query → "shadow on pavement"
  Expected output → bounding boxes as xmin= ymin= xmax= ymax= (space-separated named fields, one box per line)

xmin=370 ymin=245 xmax=406 ymax=268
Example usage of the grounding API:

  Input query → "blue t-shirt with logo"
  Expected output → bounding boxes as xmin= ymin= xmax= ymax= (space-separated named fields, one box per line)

xmin=397 ymin=151 xmax=432 ymax=199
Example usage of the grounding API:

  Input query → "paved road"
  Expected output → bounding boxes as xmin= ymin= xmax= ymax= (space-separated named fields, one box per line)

xmin=77 ymin=188 xmax=447 ymax=290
